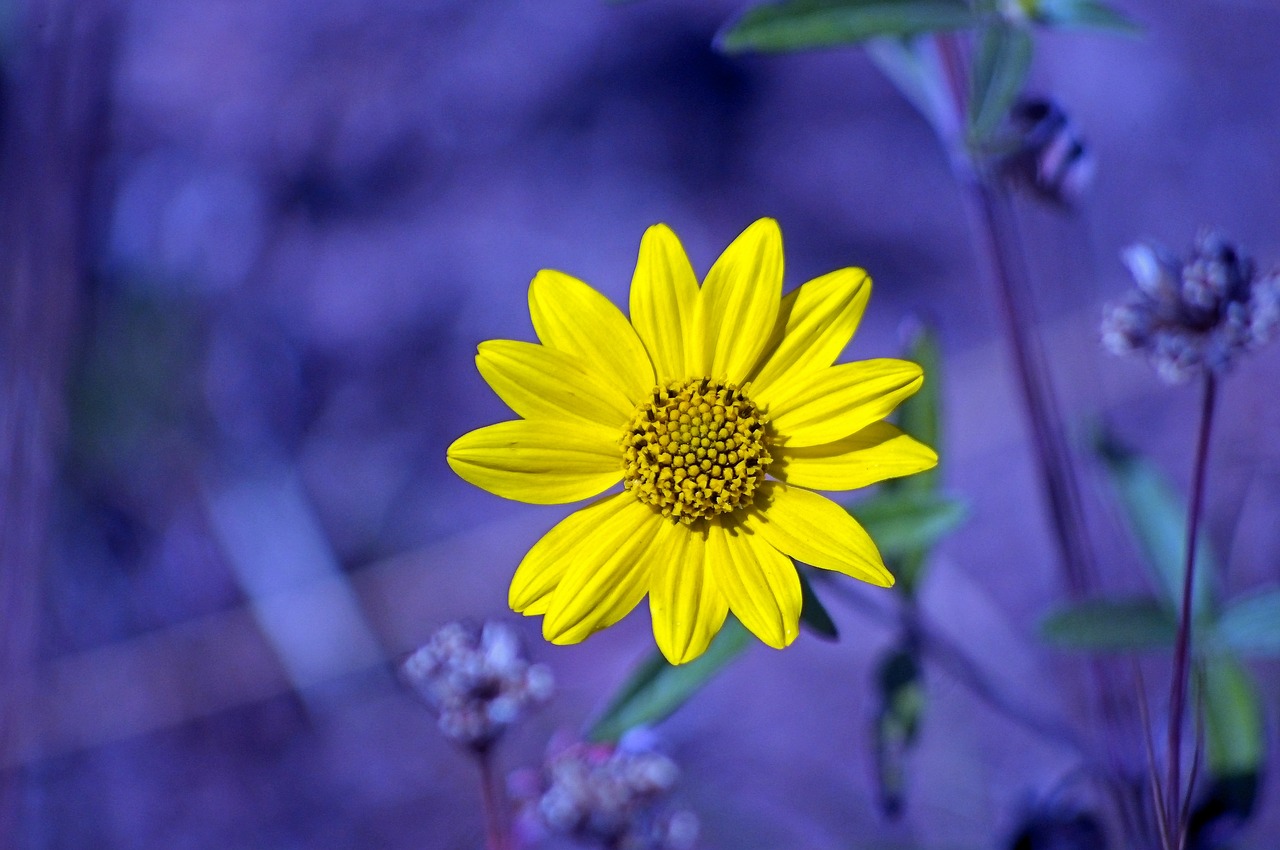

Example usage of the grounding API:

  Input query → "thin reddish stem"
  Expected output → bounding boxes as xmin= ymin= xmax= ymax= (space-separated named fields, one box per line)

xmin=475 ymin=747 xmax=510 ymax=850
xmin=1165 ymin=373 xmax=1217 ymax=847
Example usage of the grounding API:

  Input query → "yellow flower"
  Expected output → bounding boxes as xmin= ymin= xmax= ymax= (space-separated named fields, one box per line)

xmin=447 ymin=219 xmax=937 ymax=664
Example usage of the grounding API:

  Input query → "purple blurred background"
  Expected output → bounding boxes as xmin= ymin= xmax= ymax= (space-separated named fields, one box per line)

xmin=4 ymin=0 xmax=1280 ymax=847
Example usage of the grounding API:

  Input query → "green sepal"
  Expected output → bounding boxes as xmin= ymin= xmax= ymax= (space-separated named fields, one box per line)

xmin=798 ymin=566 xmax=840 ymax=640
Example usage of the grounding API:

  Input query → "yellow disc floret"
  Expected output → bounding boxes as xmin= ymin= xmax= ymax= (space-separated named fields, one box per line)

xmin=621 ymin=378 xmax=772 ymax=524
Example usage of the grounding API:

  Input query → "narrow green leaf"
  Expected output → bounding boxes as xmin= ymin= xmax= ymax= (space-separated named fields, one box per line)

xmin=1216 ymin=587 xmax=1280 ymax=657
xmin=1199 ymin=655 xmax=1264 ymax=776
xmin=893 ymin=322 xmax=942 ymax=494
xmin=588 ymin=617 xmax=753 ymax=742
xmin=846 ymin=490 xmax=968 ymax=560
xmin=798 ymin=567 xmax=839 ymax=640
xmin=864 ymin=37 xmax=959 ymax=144
xmin=1040 ymin=598 xmax=1177 ymax=651
xmin=968 ymin=20 xmax=1033 ymax=143
xmin=718 ymin=0 xmax=980 ymax=54
xmin=1093 ymin=433 xmax=1218 ymax=618
xmin=1035 ymin=0 xmax=1141 ymax=34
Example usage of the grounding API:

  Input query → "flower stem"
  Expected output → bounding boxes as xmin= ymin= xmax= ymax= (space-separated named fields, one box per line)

xmin=475 ymin=746 xmax=510 ymax=850
xmin=825 ymin=579 xmax=1085 ymax=757
xmin=934 ymin=34 xmax=1098 ymax=597
xmin=1165 ymin=372 xmax=1217 ymax=847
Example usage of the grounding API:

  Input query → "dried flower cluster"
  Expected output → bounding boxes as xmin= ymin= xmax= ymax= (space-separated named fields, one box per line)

xmin=1102 ymin=231 xmax=1280 ymax=383
xmin=401 ymin=621 xmax=553 ymax=750
xmin=525 ymin=741 xmax=698 ymax=850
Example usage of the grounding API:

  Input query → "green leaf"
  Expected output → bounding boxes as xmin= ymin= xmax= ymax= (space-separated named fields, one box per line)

xmin=893 ymin=322 xmax=942 ymax=494
xmin=1216 ymin=587 xmax=1280 ymax=657
xmin=864 ymin=37 xmax=959 ymax=144
xmin=1034 ymin=0 xmax=1141 ymax=33
xmin=1093 ymin=433 xmax=1218 ymax=619
xmin=1199 ymin=655 xmax=1264 ymax=776
xmin=717 ymin=0 xmax=980 ymax=54
xmin=798 ymin=567 xmax=839 ymax=640
xmin=967 ymin=19 xmax=1033 ymax=143
xmin=588 ymin=617 xmax=754 ymax=742
xmin=1040 ymin=598 xmax=1177 ymax=651
xmin=846 ymin=490 xmax=968 ymax=560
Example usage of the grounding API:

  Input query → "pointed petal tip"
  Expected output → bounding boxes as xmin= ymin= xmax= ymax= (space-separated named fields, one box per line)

xmin=544 ymin=621 xmax=584 ymax=646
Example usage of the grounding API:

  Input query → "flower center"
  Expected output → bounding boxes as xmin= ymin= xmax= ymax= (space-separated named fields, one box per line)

xmin=621 ymin=378 xmax=772 ymax=524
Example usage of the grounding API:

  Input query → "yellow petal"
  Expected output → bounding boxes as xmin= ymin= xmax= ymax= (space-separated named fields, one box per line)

xmin=544 ymin=500 xmax=665 ymax=644
xmin=774 ymin=422 xmax=938 ymax=491
xmin=749 ymin=268 xmax=871 ymax=399
xmin=476 ymin=340 xmax=634 ymax=428
xmin=744 ymin=481 xmax=893 ymax=587
xmin=762 ymin=359 xmax=923 ymax=448
xmin=707 ymin=520 xmax=800 ymax=650
xmin=699 ymin=218 xmax=783 ymax=382
xmin=630 ymin=224 xmax=701 ymax=381
xmin=529 ymin=269 xmax=655 ymax=403
xmin=649 ymin=524 xmax=729 ymax=664
xmin=509 ymin=493 xmax=637 ymax=615
xmin=446 ymin=419 xmax=621 ymax=504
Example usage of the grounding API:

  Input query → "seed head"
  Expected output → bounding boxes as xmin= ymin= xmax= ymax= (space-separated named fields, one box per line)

xmin=1102 ymin=231 xmax=1280 ymax=383
xmin=401 ymin=621 xmax=554 ymax=751
xmin=522 ymin=738 xmax=698 ymax=850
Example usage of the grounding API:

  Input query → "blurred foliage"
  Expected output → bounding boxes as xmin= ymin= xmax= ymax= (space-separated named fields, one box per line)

xmin=69 ymin=293 xmax=206 ymax=471
xmin=589 ymin=617 xmax=753 ymax=743
xmin=1093 ymin=432 xmax=1217 ymax=618
xmin=859 ymin=322 xmax=960 ymax=597
xmin=1022 ymin=0 xmax=1138 ymax=32
xmin=718 ymin=0 xmax=1135 ymax=158
xmin=1039 ymin=430 xmax=1270 ymax=790
xmin=968 ymin=19 xmax=1032 ymax=144
xmin=717 ymin=0 xmax=978 ymax=54
xmin=1041 ymin=598 xmax=1176 ymax=650
xmin=873 ymin=643 xmax=923 ymax=817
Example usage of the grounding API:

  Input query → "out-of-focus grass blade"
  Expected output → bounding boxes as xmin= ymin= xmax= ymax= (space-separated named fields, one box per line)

xmin=847 ymin=490 xmax=968 ymax=560
xmin=1199 ymin=655 xmax=1264 ymax=777
xmin=1036 ymin=0 xmax=1141 ymax=33
xmin=1040 ymin=598 xmax=1176 ymax=651
xmin=798 ymin=566 xmax=839 ymax=640
xmin=967 ymin=19 xmax=1033 ymax=143
xmin=1093 ymin=432 xmax=1217 ymax=619
xmin=717 ymin=0 xmax=979 ymax=54
xmin=588 ymin=617 xmax=753 ymax=743
xmin=1215 ymin=587 xmax=1280 ymax=657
